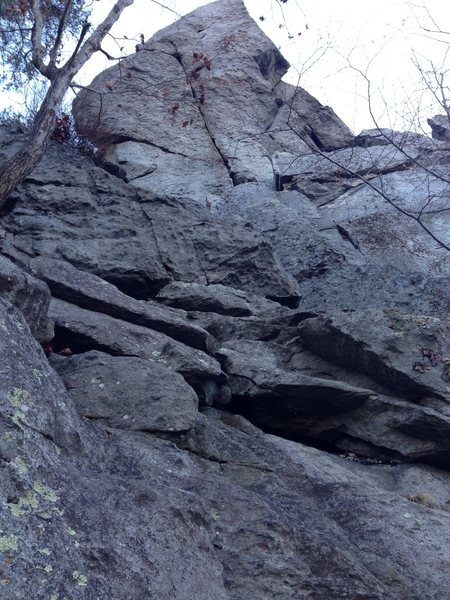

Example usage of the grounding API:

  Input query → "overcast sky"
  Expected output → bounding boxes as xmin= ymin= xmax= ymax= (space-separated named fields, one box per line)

xmin=3 ymin=0 xmax=449 ymax=134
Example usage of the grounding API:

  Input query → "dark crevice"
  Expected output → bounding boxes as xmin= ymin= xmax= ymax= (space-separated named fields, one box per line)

xmin=130 ymin=167 xmax=157 ymax=182
xmin=253 ymin=48 xmax=289 ymax=81
xmin=296 ymin=262 xmax=329 ymax=280
xmin=336 ymin=224 xmax=360 ymax=250
xmin=140 ymin=207 xmax=176 ymax=283
xmin=99 ymin=161 xmax=128 ymax=181
xmin=288 ymin=311 xmax=319 ymax=326
xmin=23 ymin=177 xmax=78 ymax=187
xmin=266 ymin=294 xmax=300 ymax=309
xmin=308 ymin=128 xmax=324 ymax=150
xmin=299 ymin=325 xmax=446 ymax=404
xmin=257 ymin=328 xmax=281 ymax=342
xmin=50 ymin=326 xmax=125 ymax=356
xmin=112 ymin=134 xmax=191 ymax=159
xmin=100 ymin=272 xmax=169 ymax=300
xmin=156 ymin=430 xmax=274 ymax=472
xmin=219 ymin=397 xmax=407 ymax=467
xmin=49 ymin=326 xmax=222 ymax=400
xmin=181 ymin=447 xmax=274 ymax=472
xmin=0 ymin=193 xmax=20 ymax=217
xmin=25 ymin=422 xmax=70 ymax=451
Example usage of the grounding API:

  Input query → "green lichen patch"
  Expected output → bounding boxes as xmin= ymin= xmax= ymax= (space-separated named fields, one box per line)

xmin=37 ymin=511 xmax=52 ymax=520
xmin=0 ymin=320 xmax=8 ymax=333
xmin=33 ymin=481 xmax=59 ymax=503
xmin=0 ymin=534 xmax=18 ymax=552
xmin=6 ymin=388 xmax=32 ymax=407
xmin=5 ymin=490 xmax=39 ymax=517
xmin=11 ymin=410 xmax=25 ymax=430
xmin=72 ymin=570 xmax=88 ymax=587
xmin=33 ymin=369 xmax=44 ymax=384
xmin=14 ymin=456 xmax=29 ymax=475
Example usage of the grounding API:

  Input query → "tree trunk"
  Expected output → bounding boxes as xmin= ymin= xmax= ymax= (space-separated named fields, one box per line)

xmin=0 ymin=0 xmax=134 ymax=208
xmin=0 ymin=73 xmax=71 ymax=207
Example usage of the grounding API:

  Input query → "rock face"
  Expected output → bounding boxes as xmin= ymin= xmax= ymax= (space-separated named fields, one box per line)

xmin=1 ymin=1 xmax=450 ymax=598
xmin=73 ymin=0 xmax=352 ymax=205
xmin=52 ymin=350 xmax=199 ymax=432
xmin=0 ymin=131 xmax=299 ymax=306
xmin=0 ymin=254 xmax=53 ymax=342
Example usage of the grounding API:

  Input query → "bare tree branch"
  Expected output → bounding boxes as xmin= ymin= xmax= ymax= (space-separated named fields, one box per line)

xmin=30 ymin=0 xmax=48 ymax=76
xmin=48 ymin=0 xmax=74 ymax=71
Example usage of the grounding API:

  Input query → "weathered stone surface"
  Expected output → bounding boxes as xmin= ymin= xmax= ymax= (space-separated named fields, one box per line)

xmin=1 ymin=140 xmax=170 ymax=297
xmin=218 ymin=336 xmax=450 ymax=466
xmin=52 ymin=350 xmax=198 ymax=432
xmin=214 ymin=174 xmax=450 ymax=316
xmin=0 ymin=298 xmax=229 ymax=599
xmin=273 ymin=82 xmax=354 ymax=152
xmin=298 ymin=309 xmax=450 ymax=402
xmin=109 ymin=140 xmax=232 ymax=206
xmin=0 ymin=131 xmax=299 ymax=306
xmin=2 ymin=304 xmax=449 ymax=599
xmin=272 ymin=144 xmax=414 ymax=204
xmin=2 ymin=2 xmax=450 ymax=597
xmin=49 ymin=298 xmax=222 ymax=381
xmin=322 ymin=165 xmax=450 ymax=252
xmin=213 ymin=182 xmax=348 ymax=282
xmin=354 ymin=127 xmax=439 ymax=150
xmin=73 ymin=0 xmax=353 ymax=198
xmin=140 ymin=198 xmax=299 ymax=305
xmin=0 ymin=253 xmax=53 ymax=342
xmin=30 ymin=256 xmax=215 ymax=352
xmin=157 ymin=281 xmax=276 ymax=316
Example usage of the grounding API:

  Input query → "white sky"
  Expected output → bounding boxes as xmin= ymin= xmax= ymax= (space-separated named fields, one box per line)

xmin=3 ymin=0 xmax=450 ymax=134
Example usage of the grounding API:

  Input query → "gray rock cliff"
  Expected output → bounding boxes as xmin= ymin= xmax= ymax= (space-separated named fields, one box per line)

xmin=0 ymin=1 xmax=449 ymax=598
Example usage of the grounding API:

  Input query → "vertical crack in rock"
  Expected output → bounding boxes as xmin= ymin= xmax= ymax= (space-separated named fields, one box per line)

xmin=170 ymin=42 xmax=235 ymax=186
xmin=141 ymin=207 xmax=175 ymax=282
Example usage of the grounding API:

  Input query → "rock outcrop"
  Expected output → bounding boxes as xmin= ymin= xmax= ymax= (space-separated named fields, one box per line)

xmin=1 ymin=0 xmax=450 ymax=598
xmin=428 ymin=114 xmax=450 ymax=141
xmin=73 ymin=0 xmax=353 ymax=204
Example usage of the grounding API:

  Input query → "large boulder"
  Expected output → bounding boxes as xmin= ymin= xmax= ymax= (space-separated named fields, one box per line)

xmin=217 ymin=331 xmax=450 ymax=466
xmin=48 ymin=298 xmax=222 ymax=382
xmin=52 ymin=350 xmax=199 ymax=432
xmin=73 ymin=0 xmax=353 ymax=202
xmin=30 ymin=256 xmax=216 ymax=352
